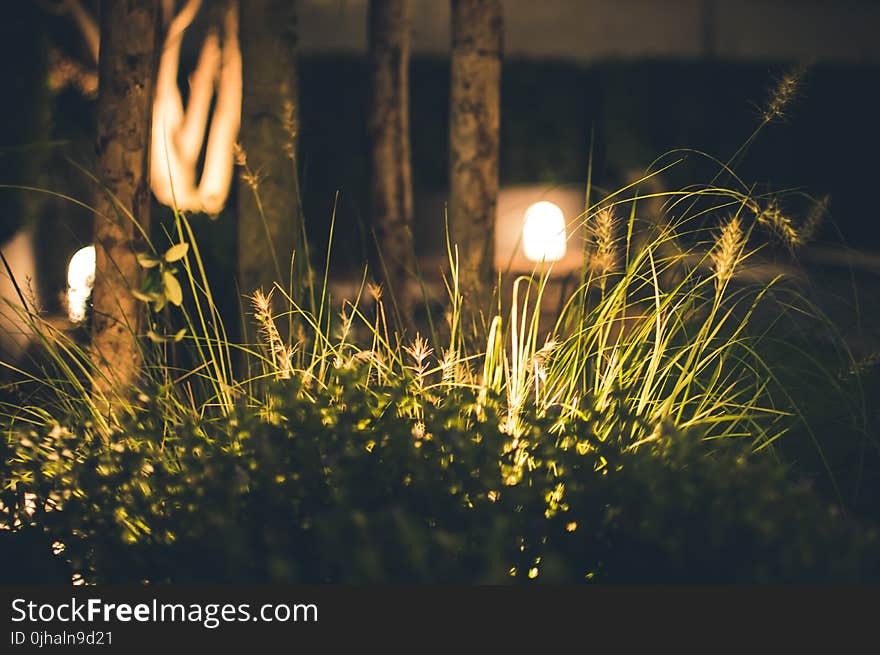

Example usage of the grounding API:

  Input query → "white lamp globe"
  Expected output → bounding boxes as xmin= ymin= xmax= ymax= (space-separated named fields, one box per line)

xmin=66 ymin=245 xmax=96 ymax=322
xmin=522 ymin=201 xmax=566 ymax=263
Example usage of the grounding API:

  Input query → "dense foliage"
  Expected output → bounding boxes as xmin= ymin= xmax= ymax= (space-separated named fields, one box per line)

xmin=3 ymin=359 xmax=876 ymax=583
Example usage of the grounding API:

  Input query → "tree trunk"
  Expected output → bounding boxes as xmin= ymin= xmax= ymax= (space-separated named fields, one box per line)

xmin=237 ymin=0 xmax=301 ymax=305
xmin=91 ymin=0 xmax=159 ymax=406
xmin=368 ymin=0 xmax=415 ymax=317
xmin=449 ymin=0 xmax=502 ymax=337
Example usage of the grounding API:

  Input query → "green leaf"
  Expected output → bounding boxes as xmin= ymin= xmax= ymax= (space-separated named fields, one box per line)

xmin=137 ymin=253 xmax=161 ymax=268
xmin=132 ymin=289 xmax=155 ymax=303
xmin=146 ymin=330 xmax=165 ymax=344
xmin=164 ymin=243 xmax=190 ymax=263
xmin=163 ymin=271 xmax=183 ymax=307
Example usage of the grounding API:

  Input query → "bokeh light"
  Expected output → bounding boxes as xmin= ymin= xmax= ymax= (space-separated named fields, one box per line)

xmin=66 ymin=245 xmax=95 ymax=322
xmin=522 ymin=201 xmax=566 ymax=263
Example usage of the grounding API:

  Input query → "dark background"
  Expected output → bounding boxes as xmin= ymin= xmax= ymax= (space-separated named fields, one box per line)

xmin=2 ymin=2 xmax=879 ymax=310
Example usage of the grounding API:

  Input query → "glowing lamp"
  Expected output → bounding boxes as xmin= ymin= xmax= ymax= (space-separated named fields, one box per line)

xmin=522 ymin=201 xmax=566 ymax=263
xmin=67 ymin=245 xmax=96 ymax=322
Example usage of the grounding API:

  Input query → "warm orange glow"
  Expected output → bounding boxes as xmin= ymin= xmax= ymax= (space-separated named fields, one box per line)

xmin=150 ymin=0 xmax=242 ymax=215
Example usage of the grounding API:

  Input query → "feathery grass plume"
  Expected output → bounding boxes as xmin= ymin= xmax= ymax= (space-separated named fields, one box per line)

xmin=439 ymin=347 xmax=459 ymax=386
xmin=589 ymin=207 xmax=617 ymax=280
xmin=711 ymin=216 xmax=745 ymax=291
xmin=275 ymin=345 xmax=294 ymax=380
xmin=753 ymin=198 xmax=799 ymax=248
xmin=251 ymin=289 xmax=291 ymax=379
xmin=233 ymin=142 xmax=247 ymax=167
xmin=366 ymin=281 xmax=393 ymax=350
xmin=404 ymin=333 xmax=433 ymax=419
xmin=337 ymin=305 xmax=354 ymax=343
xmin=367 ymin=282 xmax=383 ymax=303
xmin=281 ymin=97 xmax=298 ymax=161
xmin=404 ymin=333 xmax=433 ymax=379
xmin=799 ymin=195 xmax=829 ymax=245
xmin=251 ymin=288 xmax=278 ymax=346
xmin=762 ymin=65 xmax=806 ymax=123
xmin=233 ymin=142 xmax=261 ymax=192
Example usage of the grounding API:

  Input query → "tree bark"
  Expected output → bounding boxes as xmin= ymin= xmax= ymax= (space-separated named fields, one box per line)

xmin=449 ymin=0 xmax=502 ymax=336
xmin=237 ymin=0 xmax=301 ymax=303
xmin=91 ymin=0 xmax=160 ymax=404
xmin=368 ymin=0 xmax=415 ymax=315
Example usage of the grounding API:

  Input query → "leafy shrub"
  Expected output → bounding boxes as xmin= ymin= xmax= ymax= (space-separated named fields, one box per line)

xmin=4 ymin=362 xmax=877 ymax=583
xmin=509 ymin=422 xmax=880 ymax=583
xmin=4 ymin=368 xmax=510 ymax=583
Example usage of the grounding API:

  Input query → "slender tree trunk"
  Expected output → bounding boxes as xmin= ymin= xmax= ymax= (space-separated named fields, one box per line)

xmin=237 ymin=0 xmax=301 ymax=304
xmin=91 ymin=0 xmax=160 ymax=405
xmin=449 ymin=0 xmax=502 ymax=337
xmin=368 ymin=0 xmax=415 ymax=316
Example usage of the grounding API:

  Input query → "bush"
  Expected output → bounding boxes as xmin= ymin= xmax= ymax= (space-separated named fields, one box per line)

xmin=510 ymin=422 xmax=880 ymax=582
xmin=4 ymin=363 xmax=877 ymax=583
xmin=4 ymin=369 xmax=510 ymax=583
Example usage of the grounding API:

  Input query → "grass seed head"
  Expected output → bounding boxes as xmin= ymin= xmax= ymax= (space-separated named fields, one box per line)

xmin=233 ymin=142 xmax=247 ymax=167
xmin=405 ymin=333 xmax=433 ymax=372
xmin=590 ymin=207 xmax=618 ymax=277
xmin=251 ymin=289 xmax=291 ymax=379
xmin=762 ymin=65 xmax=806 ymax=123
xmin=799 ymin=195 xmax=829 ymax=245
xmin=754 ymin=198 xmax=799 ymax=248
xmin=711 ymin=216 xmax=745 ymax=289
xmin=282 ymin=97 xmax=298 ymax=160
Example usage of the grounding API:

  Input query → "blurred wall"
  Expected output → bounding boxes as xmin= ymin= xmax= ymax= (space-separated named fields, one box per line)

xmin=0 ymin=229 xmax=37 ymax=360
xmin=299 ymin=0 xmax=880 ymax=63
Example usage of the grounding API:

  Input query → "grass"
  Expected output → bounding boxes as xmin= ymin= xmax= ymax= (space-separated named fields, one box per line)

xmin=0 ymin=161 xmax=853 ymax=464
xmin=0 ymin=64 xmax=840 ymax=448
